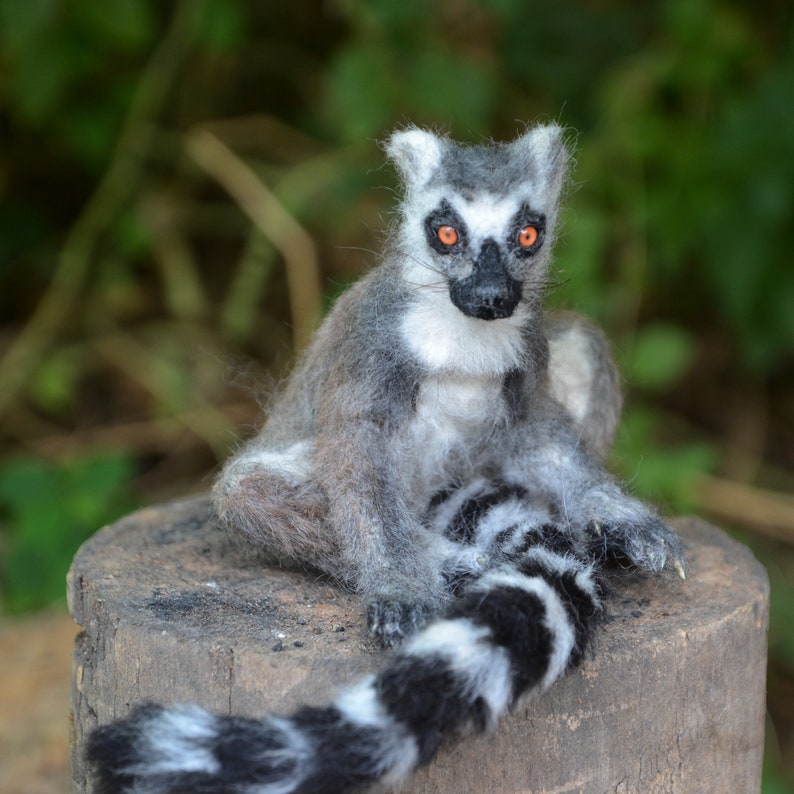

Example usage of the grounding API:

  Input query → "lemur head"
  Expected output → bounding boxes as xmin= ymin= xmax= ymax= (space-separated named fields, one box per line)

xmin=386 ymin=125 xmax=570 ymax=321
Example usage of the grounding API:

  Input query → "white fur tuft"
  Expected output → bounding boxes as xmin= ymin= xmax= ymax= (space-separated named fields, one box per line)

xmin=133 ymin=705 xmax=220 ymax=776
xmin=226 ymin=440 xmax=313 ymax=488
xmin=548 ymin=328 xmax=595 ymax=426
xmin=511 ymin=124 xmax=568 ymax=186
xmin=474 ymin=568 xmax=575 ymax=691
xmin=336 ymin=678 xmax=420 ymax=784
xmin=386 ymin=128 xmax=445 ymax=188
xmin=406 ymin=618 xmax=514 ymax=725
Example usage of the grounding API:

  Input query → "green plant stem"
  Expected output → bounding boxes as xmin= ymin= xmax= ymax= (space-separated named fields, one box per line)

xmin=140 ymin=191 xmax=210 ymax=322
xmin=0 ymin=0 xmax=199 ymax=420
xmin=220 ymin=228 xmax=277 ymax=342
xmin=91 ymin=331 xmax=235 ymax=460
xmin=185 ymin=128 xmax=323 ymax=351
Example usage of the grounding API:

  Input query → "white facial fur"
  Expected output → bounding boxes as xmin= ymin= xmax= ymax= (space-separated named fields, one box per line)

xmin=397 ymin=184 xmax=541 ymax=375
xmin=388 ymin=127 xmax=567 ymax=375
xmin=385 ymin=127 xmax=444 ymax=187
xmin=397 ymin=184 xmax=551 ymax=287
xmin=387 ymin=124 xmax=567 ymax=285
xmin=400 ymin=291 xmax=531 ymax=375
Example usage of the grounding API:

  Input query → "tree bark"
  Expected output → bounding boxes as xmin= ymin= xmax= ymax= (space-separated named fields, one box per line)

xmin=68 ymin=494 xmax=768 ymax=793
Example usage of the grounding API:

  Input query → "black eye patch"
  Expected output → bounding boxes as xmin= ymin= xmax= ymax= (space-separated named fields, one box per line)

xmin=424 ymin=200 xmax=468 ymax=255
xmin=509 ymin=204 xmax=546 ymax=256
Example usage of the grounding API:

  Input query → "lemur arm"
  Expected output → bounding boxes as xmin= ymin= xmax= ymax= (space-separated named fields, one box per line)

xmin=311 ymin=368 xmax=453 ymax=646
xmin=500 ymin=394 xmax=684 ymax=576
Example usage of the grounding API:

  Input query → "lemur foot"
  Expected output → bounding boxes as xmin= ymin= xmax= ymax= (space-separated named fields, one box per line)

xmin=588 ymin=516 xmax=685 ymax=578
xmin=366 ymin=599 xmax=436 ymax=648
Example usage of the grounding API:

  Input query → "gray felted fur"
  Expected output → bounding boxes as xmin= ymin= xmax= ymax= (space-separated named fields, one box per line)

xmin=211 ymin=123 xmax=683 ymax=647
xmin=88 ymin=124 xmax=685 ymax=794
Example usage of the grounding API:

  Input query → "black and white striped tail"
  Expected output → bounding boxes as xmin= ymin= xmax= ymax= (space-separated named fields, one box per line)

xmin=88 ymin=532 xmax=603 ymax=794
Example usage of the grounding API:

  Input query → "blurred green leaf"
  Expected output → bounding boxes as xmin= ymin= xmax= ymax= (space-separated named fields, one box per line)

xmin=613 ymin=406 xmax=717 ymax=510
xmin=325 ymin=43 xmax=398 ymax=141
xmin=553 ymin=202 xmax=610 ymax=319
xmin=761 ymin=762 xmax=791 ymax=794
xmin=0 ymin=453 xmax=137 ymax=612
xmin=627 ymin=324 xmax=695 ymax=392
xmin=408 ymin=48 xmax=496 ymax=134
xmin=0 ymin=0 xmax=58 ymax=54
xmin=30 ymin=350 xmax=81 ymax=413
xmin=76 ymin=0 xmax=155 ymax=51
xmin=190 ymin=0 xmax=246 ymax=52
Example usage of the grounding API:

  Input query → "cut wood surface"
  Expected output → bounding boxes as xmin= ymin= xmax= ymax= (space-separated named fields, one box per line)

xmin=68 ymin=495 xmax=769 ymax=793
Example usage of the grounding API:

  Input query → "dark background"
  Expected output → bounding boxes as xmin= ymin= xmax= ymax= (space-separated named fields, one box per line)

xmin=0 ymin=1 xmax=791 ymax=788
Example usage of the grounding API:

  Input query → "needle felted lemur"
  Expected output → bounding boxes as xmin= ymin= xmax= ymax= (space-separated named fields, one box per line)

xmin=89 ymin=124 xmax=684 ymax=793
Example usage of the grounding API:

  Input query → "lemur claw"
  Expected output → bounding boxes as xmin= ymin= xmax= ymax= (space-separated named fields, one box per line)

xmin=588 ymin=517 xmax=684 ymax=578
xmin=674 ymin=558 xmax=686 ymax=580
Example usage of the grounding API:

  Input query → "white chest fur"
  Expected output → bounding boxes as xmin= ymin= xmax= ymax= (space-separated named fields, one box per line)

xmin=404 ymin=372 xmax=506 ymax=505
xmin=400 ymin=294 xmax=529 ymax=377
xmin=399 ymin=290 xmax=527 ymax=505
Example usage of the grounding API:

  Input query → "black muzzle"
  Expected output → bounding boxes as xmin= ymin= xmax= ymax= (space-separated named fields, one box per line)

xmin=448 ymin=239 xmax=522 ymax=320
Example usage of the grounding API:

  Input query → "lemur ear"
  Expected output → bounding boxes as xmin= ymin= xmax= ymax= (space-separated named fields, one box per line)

xmin=510 ymin=124 xmax=570 ymax=192
xmin=385 ymin=127 xmax=445 ymax=188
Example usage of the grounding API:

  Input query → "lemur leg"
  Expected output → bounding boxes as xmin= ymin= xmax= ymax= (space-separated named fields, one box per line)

xmin=214 ymin=435 xmax=452 ymax=646
xmin=540 ymin=313 xmax=683 ymax=574
xmin=498 ymin=394 xmax=684 ymax=575
xmin=212 ymin=441 xmax=340 ymax=574
xmin=545 ymin=311 xmax=622 ymax=462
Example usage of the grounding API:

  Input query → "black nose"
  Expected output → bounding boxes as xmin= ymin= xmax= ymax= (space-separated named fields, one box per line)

xmin=448 ymin=239 xmax=522 ymax=320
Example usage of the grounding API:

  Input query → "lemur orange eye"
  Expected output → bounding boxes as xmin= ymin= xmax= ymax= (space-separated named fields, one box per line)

xmin=518 ymin=225 xmax=539 ymax=248
xmin=437 ymin=225 xmax=459 ymax=246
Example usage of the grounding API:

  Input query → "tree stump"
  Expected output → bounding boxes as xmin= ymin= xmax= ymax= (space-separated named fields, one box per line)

xmin=68 ymin=495 xmax=768 ymax=793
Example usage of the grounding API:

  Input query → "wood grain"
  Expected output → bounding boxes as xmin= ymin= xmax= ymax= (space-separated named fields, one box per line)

xmin=68 ymin=495 xmax=769 ymax=793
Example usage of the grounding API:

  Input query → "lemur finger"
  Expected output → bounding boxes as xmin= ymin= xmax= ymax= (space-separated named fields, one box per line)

xmin=587 ymin=517 xmax=684 ymax=577
xmin=366 ymin=599 xmax=435 ymax=648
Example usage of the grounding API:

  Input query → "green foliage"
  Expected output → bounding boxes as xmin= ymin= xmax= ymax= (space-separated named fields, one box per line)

xmin=0 ymin=2 xmax=792 ymax=781
xmin=613 ymin=406 xmax=718 ymax=511
xmin=763 ymin=550 xmax=794 ymax=672
xmin=324 ymin=0 xmax=497 ymax=141
xmin=625 ymin=324 xmax=696 ymax=393
xmin=571 ymin=0 xmax=794 ymax=371
xmin=762 ymin=763 xmax=792 ymax=794
xmin=612 ymin=323 xmax=716 ymax=510
xmin=0 ymin=0 xmax=156 ymax=166
xmin=0 ymin=453 xmax=137 ymax=612
xmin=30 ymin=348 xmax=84 ymax=414
xmin=188 ymin=0 xmax=246 ymax=53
